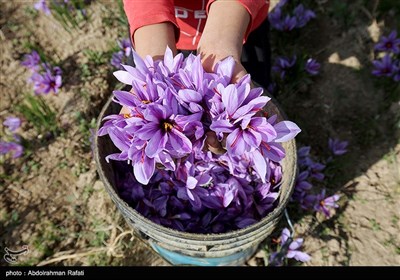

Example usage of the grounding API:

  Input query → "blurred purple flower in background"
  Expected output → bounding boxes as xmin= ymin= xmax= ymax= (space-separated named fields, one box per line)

xmin=34 ymin=0 xmax=51 ymax=15
xmin=21 ymin=51 xmax=63 ymax=95
xmin=269 ymin=228 xmax=311 ymax=266
xmin=372 ymin=54 xmax=396 ymax=77
xmin=31 ymin=67 xmax=62 ymax=95
xmin=272 ymin=56 xmax=297 ymax=79
xmin=293 ymin=4 xmax=316 ymax=28
xmin=3 ymin=117 xmax=21 ymax=133
xmin=111 ymin=51 xmax=124 ymax=69
xmin=118 ymin=39 xmax=132 ymax=57
xmin=21 ymin=50 xmax=41 ymax=71
xmin=268 ymin=7 xmax=283 ymax=30
xmin=269 ymin=2 xmax=316 ymax=31
xmin=305 ymin=58 xmax=321 ymax=75
xmin=328 ymin=138 xmax=349 ymax=156
xmin=280 ymin=15 xmax=297 ymax=31
xmin=0 ymin=141 xmax=23 ymax=159
xmin=374 ymin=30 xmax=400 ymax=54
xmin=311 ymin=189 xmax=340 ymax=218
xmin=110 ymin=39 xmax=132 ymax=69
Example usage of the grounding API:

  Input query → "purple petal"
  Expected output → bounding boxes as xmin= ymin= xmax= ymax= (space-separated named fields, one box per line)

xmin=3 ymin=117 xmax=21 ymax=132
xmin=292 ymin=251 xmax=311 ymax=262
xmin=136 ymin=123 xmax=159 ymax=140
xmin=169 ymin=129 xmax=192 ymax=154
xmin=236 ymin=218 xmax=257 ymax=229
xmin=281 ymin=228 xmax=291 ymax=245
xmin=178 ymin=89 xmax=203 ymax=103
xmin=186 ymin=176 xmax=198 ymax=190
xmin=242 ymin=129 xmax=261 ymax=149
xmin=222 ymin=84 xmax=244 ymax=118
xmin=251 ymin=150 xmax=267 ymax=182
xmin=113 ymin=90 xmax=136 ymax=107
xmin=145 ymin=130 xmax=167 ymax=158
xmin=113 ymin=70 xmax=134 ymax=85
xmin=108 ymin=128 xmax=129 ymax=151
xmin=289 ymin=238 xmax=304 ymax=250
xmin=274 ymin=121 xmax=301 ymax=142
xmin=210 ymin=119 xmax=234 ymax=134
xmin=133 ymin=156 xmax=155 ymax=185
xmin=226 ymin=128 xmax=246 ymax=155
xmin=261 ymin=142 xmax=286 ymax=162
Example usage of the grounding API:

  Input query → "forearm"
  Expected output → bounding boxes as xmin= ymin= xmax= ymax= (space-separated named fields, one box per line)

xmin=133 ymin=22 xmax=177 ymax=60
xmin=198 ymin=1 xmax=250 ymax=64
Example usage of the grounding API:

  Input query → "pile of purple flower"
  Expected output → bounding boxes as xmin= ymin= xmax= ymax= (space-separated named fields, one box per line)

xmin=99 ymin=47 xmax=301 ymax=233
xmin=21 ymin=50 xmax=62 ymax=95
xmin=269 ymin=0 xmax=316 ymax=32
xmin=0 ymin=117 xmax=23 ymax=159
xmin=110 ymin=39 xmax=132 ymax=69
xmin=372 ymin=30 xmax=400 ymax=82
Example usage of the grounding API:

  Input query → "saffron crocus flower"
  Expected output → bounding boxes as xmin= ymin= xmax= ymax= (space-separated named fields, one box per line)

xmin=280 ymin=15 xmax=297 ymax=31
xmin=0 ymin=141 xmax=24 ymax=159
xmin=272 ymin=56 xmax=297 ymax=79
xmin=136 ymin=103 xmax=193 ymax=158
xmin=372 ymin=54 xmax=395 ymax=77
xmin=21 ymin=50 xmax=41 ymax=71
xmin=374 ymin=30 xmax=400 ymax=54
xmin=31 ymin=68 xmax=62 ymax=95
xmin=269 ymin=228 xmax=311 ymax=266
xmin=3 ymin=117 xmax=21 ymax=132
xmin=293 ymin=4 xmax=316 ymax=28
xmin=305 ymin=58 xmax=321 ymax=75
xmin=118 ymin=39 xmax=132 ymax=57
xmin=110 ymin=51 xmax=124 ymax=69
xmin=312 ymin=189 xmax=340 ymax=218
xmin=295 ymin=171 xmax=312 ymax=192
xmin=328 ymin=138 xmax=349 ymax=156
xmin=268 ymin=7 xmax=283 ymax=30
xmin=34 ymin=0 xmax=51 ymax=15
xmin=309 ymin=161 xmax=325 ymax=181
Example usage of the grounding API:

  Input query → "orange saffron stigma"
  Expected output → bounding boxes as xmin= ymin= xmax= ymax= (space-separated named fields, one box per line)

xmin=163 ymin=122 xmax=173 ymax=131
xmin=272 ymin=238 xmax=280 ymax=244
xmin=262 ymin=142 xmax=271 ymax=151
xmin=123 ymin=113 xmax=132 ymax=119
xmin=142 ymin=100 xmax=150 ymax=104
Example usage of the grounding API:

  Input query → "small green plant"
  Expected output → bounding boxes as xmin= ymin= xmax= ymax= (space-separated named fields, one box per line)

xmin=369 ymin=218 xmax=381 ymax=231
xmin=116 ymin=0 xmax=128 ymax=26
xmin=328 ymin=0 xmax=356 ymax=28
xmin=83 ymin=49 xmax=108 ymax=66
xmin=16 ymin=94 xmax=59 ymax=137
xmin=49 ymin=0 xmax=90 ymax=32
xmin=22 ymin=41 xmax=58 ymax=66
xmin=75 ymin=111 xmax=96 ymax=151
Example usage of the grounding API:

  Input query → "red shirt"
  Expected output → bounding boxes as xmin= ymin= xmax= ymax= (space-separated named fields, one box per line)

xmin=123 ymin=0 xmax=270 ymax=50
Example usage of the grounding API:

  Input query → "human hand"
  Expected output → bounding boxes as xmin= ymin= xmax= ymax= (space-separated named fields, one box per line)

xmin=197 ymin=0 xmax=251 ymax=154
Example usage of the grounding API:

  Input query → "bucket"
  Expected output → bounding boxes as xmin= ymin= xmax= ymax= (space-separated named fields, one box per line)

xmin=94 ymin=94 xmax=297 ymax=266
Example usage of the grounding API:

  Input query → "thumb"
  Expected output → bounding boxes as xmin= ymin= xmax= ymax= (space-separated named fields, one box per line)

xmin=205 ymin=131 xmax=225 ymax=155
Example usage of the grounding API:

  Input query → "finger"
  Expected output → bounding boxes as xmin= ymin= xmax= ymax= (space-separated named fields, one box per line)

xmin=205 ymin=131 xmax=225 ymax=155
xmin=119 ymin=106 xmax=130 ymax=115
